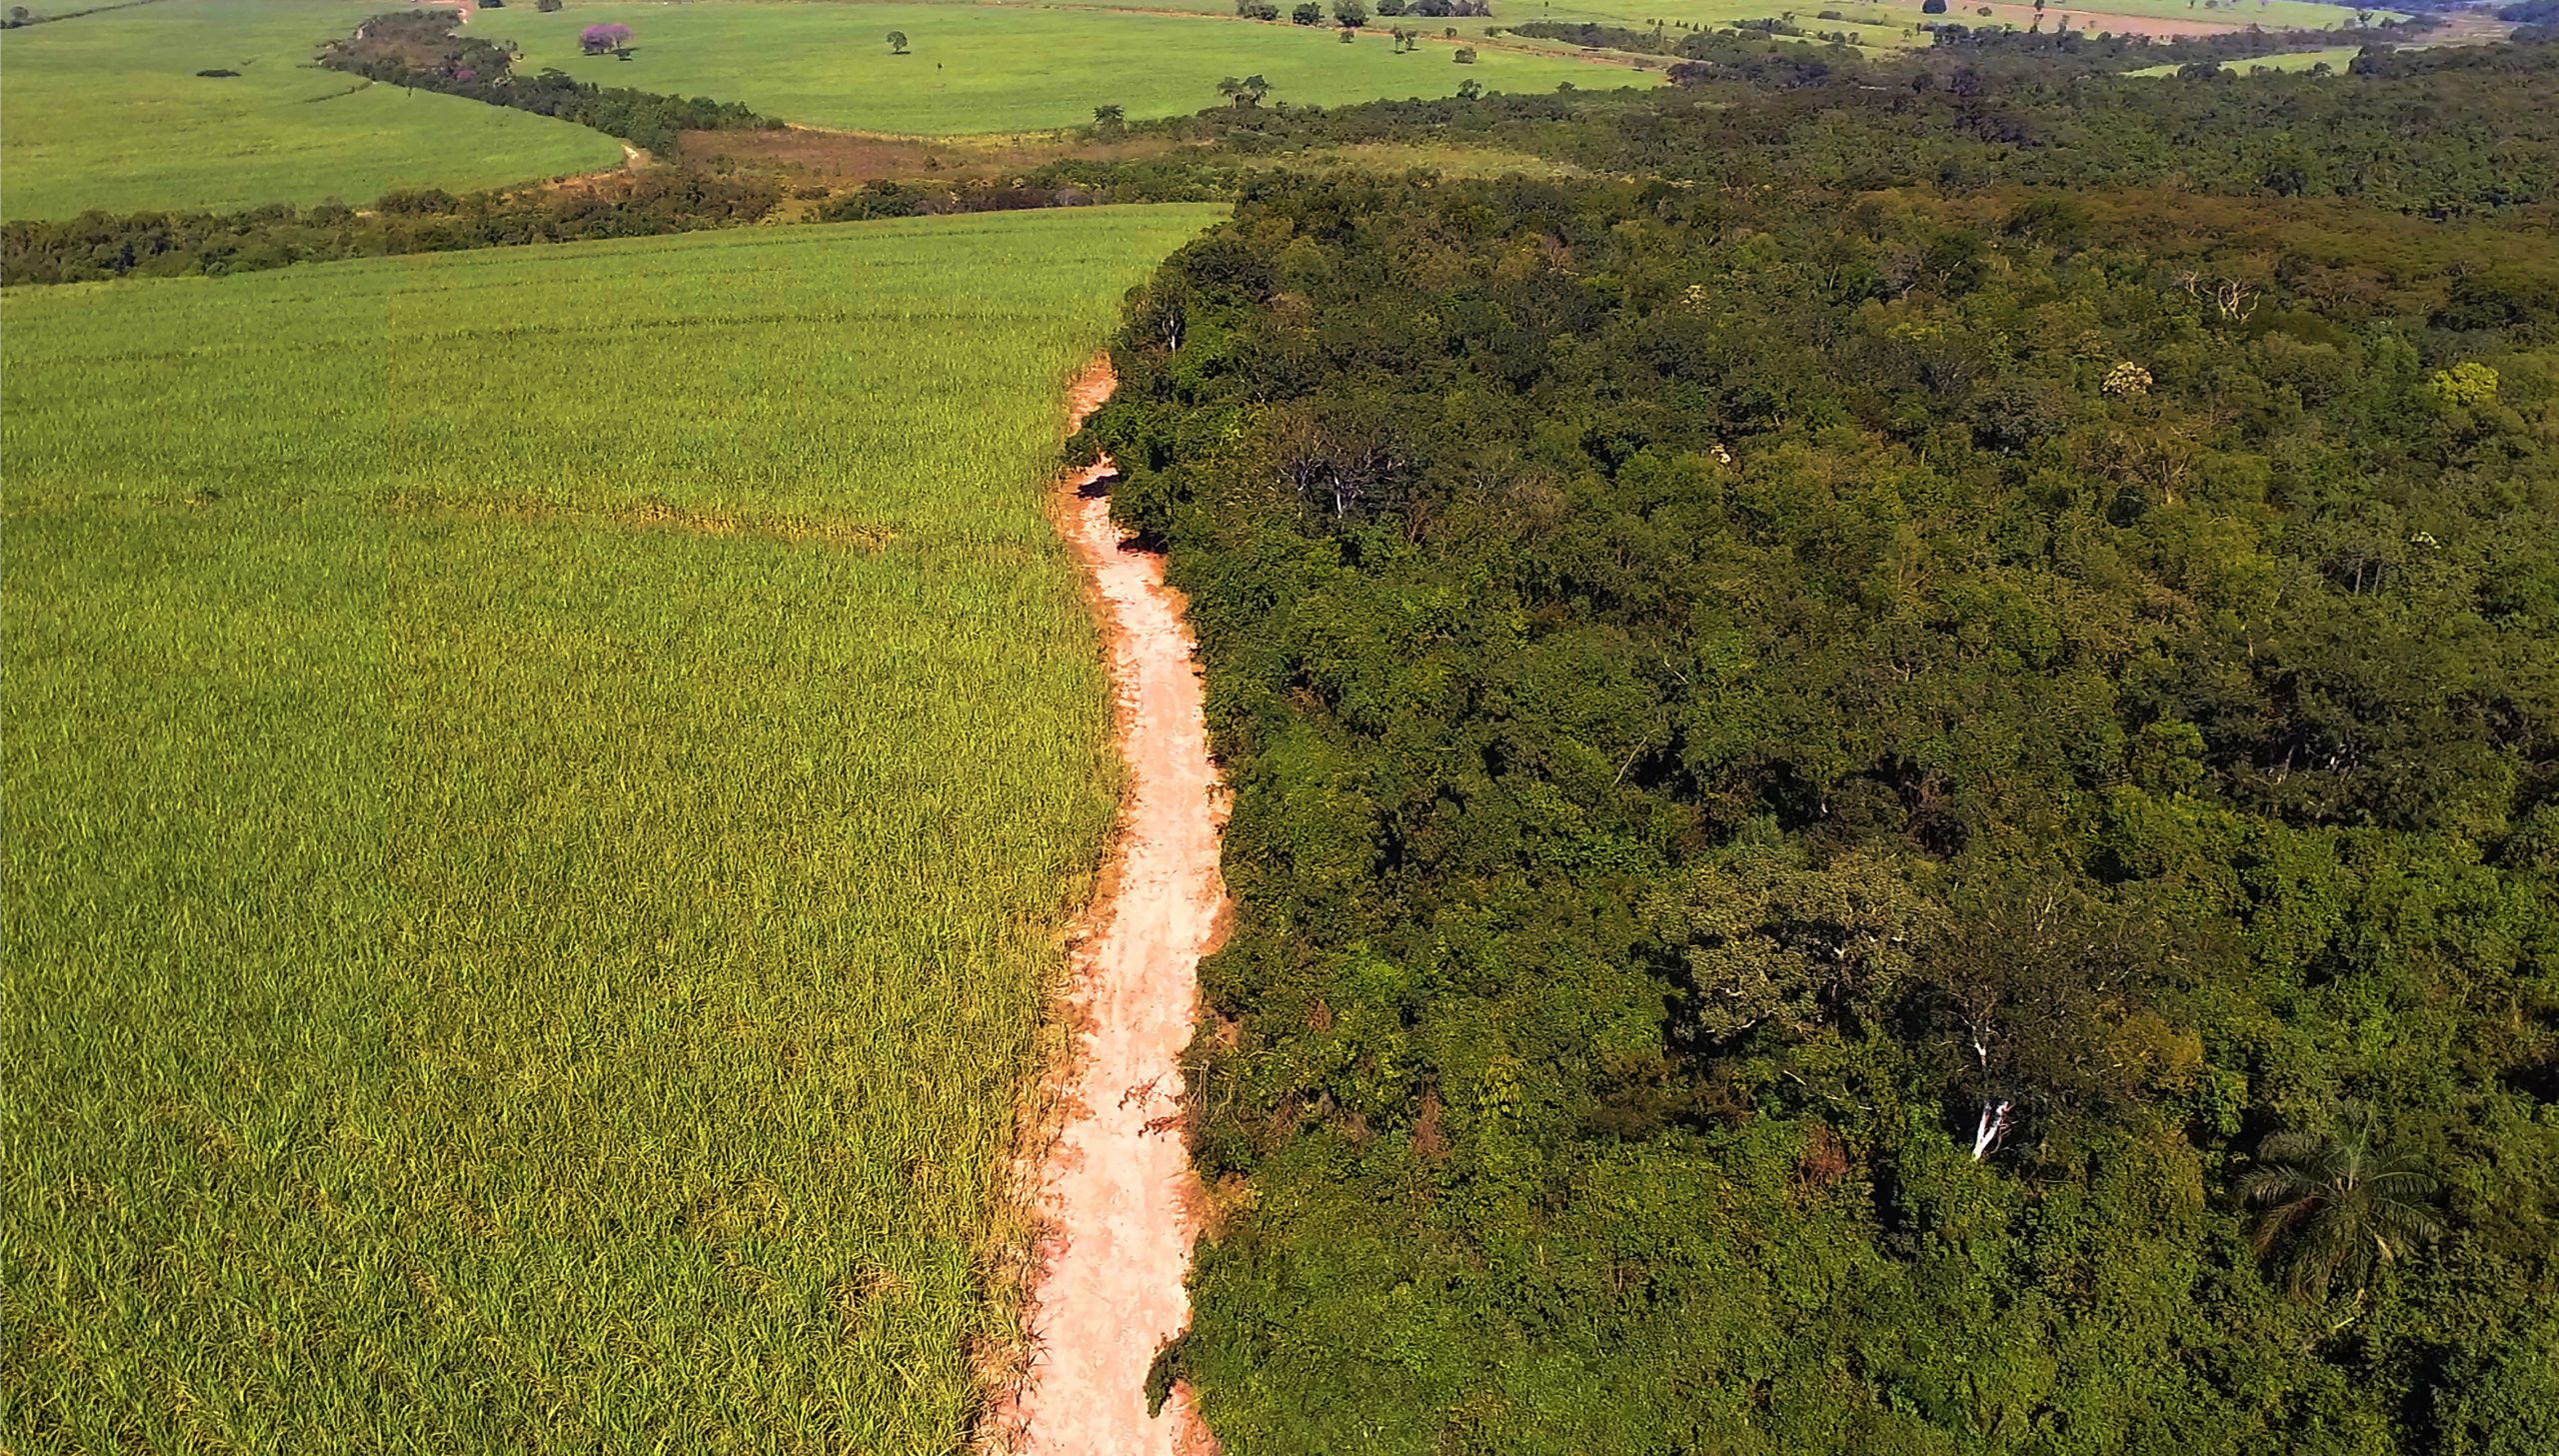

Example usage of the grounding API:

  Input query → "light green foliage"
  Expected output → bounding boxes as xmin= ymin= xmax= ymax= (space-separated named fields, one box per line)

xmin=2429 ymin=360 xmax=2501 ymax=406
xmin=0 ymin=0 xmax=623 ymax=221
xmin=2125 ymin=44 xmax=2364 ymax=76
xmin=1 ymin=205 xmax=1222 ymax=1450
xmin=482 ymin=0 xmax=1636 ymax=135
xmin=1648 ymin=842 xmax=1940 ymax=1042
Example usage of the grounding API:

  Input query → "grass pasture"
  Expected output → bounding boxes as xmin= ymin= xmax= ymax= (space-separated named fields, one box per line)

xmin=2125 ymin=42 xmax=2362 ymax=73
xmin=483 ymin=0 xmax=1645 ymax=136
xmin=2 ymin=203 xmax=1222 ymax=1451
xmin=0 ymin=0 xmax=624 ymax=222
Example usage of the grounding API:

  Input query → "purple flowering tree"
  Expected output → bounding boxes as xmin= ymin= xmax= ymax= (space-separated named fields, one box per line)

xmin=578 ymin=21 xmax=632 ymax=55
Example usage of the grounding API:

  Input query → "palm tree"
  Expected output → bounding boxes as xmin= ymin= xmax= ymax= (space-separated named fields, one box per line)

xmin=2240 ymin=1103 xmax=2443 ymax=1300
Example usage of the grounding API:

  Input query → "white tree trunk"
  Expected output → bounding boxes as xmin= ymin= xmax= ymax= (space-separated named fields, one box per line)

xmin=1970 ymin=1097 xmax=2011 ymax=1160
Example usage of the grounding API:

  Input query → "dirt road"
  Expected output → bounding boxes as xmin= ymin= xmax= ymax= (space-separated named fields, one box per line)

xmin=997 ymin=360 xmax=1224 ymax=1456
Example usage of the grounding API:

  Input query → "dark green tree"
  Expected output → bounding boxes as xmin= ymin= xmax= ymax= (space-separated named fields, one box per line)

xmin=886 ymin=29 xmax=910 ymax=54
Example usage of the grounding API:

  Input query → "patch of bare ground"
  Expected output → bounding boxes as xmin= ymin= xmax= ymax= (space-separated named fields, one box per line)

xmin=978 ymin=360 xmax=1224 ymax=1456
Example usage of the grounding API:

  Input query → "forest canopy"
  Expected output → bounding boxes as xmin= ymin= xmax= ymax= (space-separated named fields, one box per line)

xmin=1083 ymin=155 xmax=2559 ymax=1453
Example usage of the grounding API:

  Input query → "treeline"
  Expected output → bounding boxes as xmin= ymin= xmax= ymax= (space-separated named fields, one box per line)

xmin=318 ymin=10 xmax=780 ymax=157
xmin=1151 ymin=37 xmax=2559 ymax=216
xmin=0 ymin=162 xmax=1256 ymax=286
xmin=1507 ymin=18 xmax=1861 ymax=82
xmin=0 ymin=173 xmax=781 ymax=285
xmin=1082 ymin=171 xmax=2559 ymax=1454
xmin=1920 ymin=21 xmax=2409 ymax=69
xmin=1507 ymin=15 xmax=2411 ymax=74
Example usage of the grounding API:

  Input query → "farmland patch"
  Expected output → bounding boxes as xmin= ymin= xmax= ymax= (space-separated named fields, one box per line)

xmin=2 ymin=204 xmax=1222 ymax=1451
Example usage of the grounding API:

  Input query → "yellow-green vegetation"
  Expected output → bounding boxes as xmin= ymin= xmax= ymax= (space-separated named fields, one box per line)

xmin=1285 ymin=139 xmax=1589 ymax=175
xmin=482 ymin=0 xmax=1643 ymax=136
xmin=2126 ymin=42 xmax=2362 ymax=73
xmin=2 ymin=203 xmax=1221 ymax=1450
xmin=0 ymin=0 xmax=623 ymax=222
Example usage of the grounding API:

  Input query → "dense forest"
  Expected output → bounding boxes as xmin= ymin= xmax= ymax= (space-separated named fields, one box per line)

xmin=1078 ymin=145 xmax=2558 ymax=1453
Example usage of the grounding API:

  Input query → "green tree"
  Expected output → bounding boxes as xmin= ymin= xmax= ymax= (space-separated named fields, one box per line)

xmin=1292 ymin=1 xmax=1323 ymax=22
xmin=1093 ymin=103 xmax=1126 ymax=128
xmin=1334 ymin=0 xmax=1369 ymax=25
xmin=2241 ymin=1104 xmax=2444 ymax=1299
xmin=1216 ymin=73 xmax=1271 ymax=107
xmin=886 ymin=29 xmax=910 ymax=54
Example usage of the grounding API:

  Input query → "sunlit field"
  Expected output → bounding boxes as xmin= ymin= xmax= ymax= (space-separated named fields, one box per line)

xmin=0 ymin=0 xmax=622 ymax=221
xmin=482 ymin=0 xmax=1645 ymax=135
xmin=1 ymin=203 xmax=1221 ymax=1451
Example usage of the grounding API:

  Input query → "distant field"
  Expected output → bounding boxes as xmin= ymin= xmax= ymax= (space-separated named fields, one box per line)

xmin=0 ymin=0 xmax=622 ymax=221
xmin=1144 ymin=0 xmax=2394 ymax=53
xmin=2126 ymin=42 xmax=2362 ymax=72
xmin=2 ymin=204 xmax=1221 ymax=1451
xmin=481 ymin=1 xmax=1646 ymax=135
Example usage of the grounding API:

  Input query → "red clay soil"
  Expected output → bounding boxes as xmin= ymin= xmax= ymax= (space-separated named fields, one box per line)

xmin=993 ymin=360 xmax=1225 ymax=1456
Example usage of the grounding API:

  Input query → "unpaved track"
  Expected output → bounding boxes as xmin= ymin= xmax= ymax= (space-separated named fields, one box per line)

xmin=1000 ymin=359 xmax=1224 ymax=1456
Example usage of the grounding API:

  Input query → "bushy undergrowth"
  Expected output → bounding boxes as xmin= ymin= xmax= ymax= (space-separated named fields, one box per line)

xmin=1077 ymin=175 xmax=2559 ymax=1452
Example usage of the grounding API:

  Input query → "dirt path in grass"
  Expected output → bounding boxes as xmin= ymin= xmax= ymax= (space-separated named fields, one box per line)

xmin=993 ymin=359 xmax=1224 ymax=1456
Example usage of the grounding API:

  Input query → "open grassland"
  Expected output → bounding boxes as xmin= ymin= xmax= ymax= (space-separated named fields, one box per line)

xmin=2 ymin=203 xmax=1222 ymax=1452
xmin=2126 ymin=41 xmax=2362 ymax=71
xmin=483 ymin=0 xmax=1643 ymax=135
xmin=0 ymin=0 xmax=623 ymax=222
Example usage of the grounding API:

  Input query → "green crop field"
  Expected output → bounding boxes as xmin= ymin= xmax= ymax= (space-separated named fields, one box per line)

xmin=483 ymin=0 xmax=1645 ymax=136
xmin=0 ymin=0 xmax=624 ymax=222
xmin=2 ymin=203 xmax=1221 ymax=1451
xmin=2126 ymin=42 xmax=2363 ymax=72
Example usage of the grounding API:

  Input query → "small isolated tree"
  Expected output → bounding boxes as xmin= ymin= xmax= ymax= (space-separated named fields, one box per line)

xmin=1452 ymin=44 xmax=1477 ymax=61
xmin=1093 ymin=103 xmax=1126 ymax=127
xmin=1333 ymin=0 xmax=1368 ymax=25
xmin=2241 ymin=1104 xmax=2443 ymax=1301
xmin=579 ymin=22 xmax=632 ymax=55
xmin=1216 ymin=73 xmax=1272 ymax=107
xmin=1455 ymin=76 xmax=1481 ymax=98
xmin=536 ymin=0 xmax=562 ymax=10
xmin=886 ymin=29 xmax=910 ymax=53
